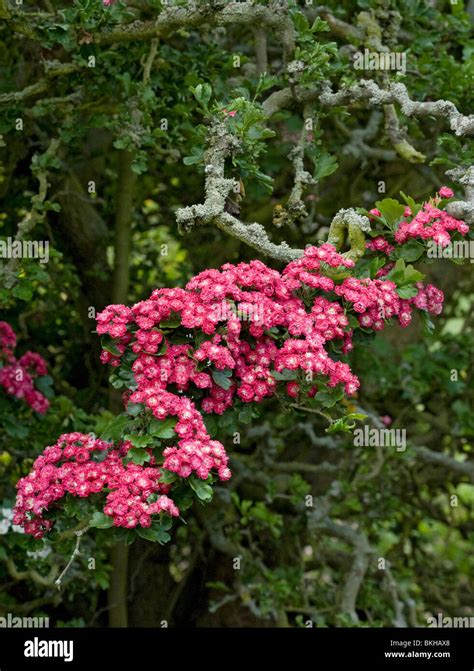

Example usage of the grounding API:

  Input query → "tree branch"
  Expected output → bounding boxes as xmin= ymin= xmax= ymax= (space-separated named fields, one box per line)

xmin=0 ymin=62 xmax=80 ymax=107
xmin=413 ymin=446 xmax=474 ymax=482
xmin=176 ymin=119 xmax=304 ymax=262
xmin=6 ymin=557 xmax=58 ymax=588
xmin=94 ymin=1 xmax=296 ymax=59
xmin=264 ymin=80 xmax=474 ymax=137
xmin=273 ymin=105 xmax=315 ymax=228
xmin=309 ymin=514 xmax=373 ymax=623
xmin=318 ymin=80 xmax=474 ymax=137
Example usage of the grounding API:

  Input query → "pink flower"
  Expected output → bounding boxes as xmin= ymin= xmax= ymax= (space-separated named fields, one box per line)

xmin=15 ymin=190 xmax=454 ymax=540
xmin=0 ymin=323 xmax=50 ymax=413
xmin=438 ymin=186 xmax=454 ymax=199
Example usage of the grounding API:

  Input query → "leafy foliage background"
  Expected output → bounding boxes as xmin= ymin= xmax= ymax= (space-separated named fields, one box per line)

xmin=0 ymin=0 xmax=473 ymax=627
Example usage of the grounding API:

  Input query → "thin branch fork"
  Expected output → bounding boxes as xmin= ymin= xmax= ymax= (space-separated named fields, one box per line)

xmin=55 ymin=527 xmax=89 ymax=590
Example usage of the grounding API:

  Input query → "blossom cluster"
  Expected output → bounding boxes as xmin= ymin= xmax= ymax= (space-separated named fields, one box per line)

xmin=365 ymin=236 xmax=395 ymax=256
xmin=14 ymin=190 xmax=468 ymax=537
xmin=334 ymin=276 xmax=443 ymax=329
xmin=95 ymin=236 xmax=452 ymax=505
xmin=13 ymin=433 xmax=177 ymax=538
xmin=0 ymin=322 xmax=49 ymax=414
xmin=395 ymin=199 xmax=468 ymax=247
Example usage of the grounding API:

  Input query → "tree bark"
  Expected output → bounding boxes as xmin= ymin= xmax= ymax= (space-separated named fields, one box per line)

xmin=108 ymin=543 xmax=130 ymax=627
xmin=108 ymin=150 xmax=136 ymax=627
xmin=112 ymin=151 xmax=136 ymax=304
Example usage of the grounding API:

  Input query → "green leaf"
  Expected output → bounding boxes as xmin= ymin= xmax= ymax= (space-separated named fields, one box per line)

xmin=397 ymin=285 xmax=418 ymax=299
xmin=238 ymin=405 xmax=253 ymax=424
xmin=399 ymin=191 xmax=422 ymax=216
xmin=265 ymin=327 xmax=280 ymax=339
xmin=101 ymin=335 xmax=121 ymax=357
xmin=203 ymin=415 xmax=217 ymax=437
xmin=271 ymin=368 xmax=297 ymax=381
xmin=311 ymin=16 xmax=330 ymax=32
xmin=12 ymin=284 xmax=33 ymax=301
xmin=99 ymin=414 xmax=129 ymax=442
xmin=206 ymin=581 xmax=231 ymax=592
xmin=35 ymin=375 xmax=54 ymax=399
xmin=369 ymin=257 xmax=388 ymax=278
xmin=124 ymin=434 xmax=154 ymax=447
xmin=126 ymin=448 xmax=151 ymax=465
xmin=387 ymin=258 xmax=406 ymax=282
xmin=421 ymin=311 xmax=435 ymax=335
xmin=159 ymin=470 xmax=178 ymax=486
xmin=403 ymin=265 xmax=424 ymax=285
xmin=90 ymin=512 xmax=114 ymax=529
xmin=293 ymin=12 xmax=310 ymax=33
xmin=137 ymin=522 xmax=172 ymax=544
xmin=314 ymin=152 xmax=338 ymax=180
xmin=109 ymin=373 xmax=127 ymax=389
xmin=136 ymin=527 xmax=158 ymax=541
xmin=3 ymin=415 xmax=29 ymax=438
xmin=396 ymin=241 xmax=425 ymax=262
xmin=183 ymin=152 xmax=204 ymax=166
xmin=374 ymin=198 xmax=405 ymax=229
xmin=348 ymin=314 xmax=360 ymax=330
xmin=212 ymin=369 xmax=233 ymax=390
xmin=126 ymin=402 xmax=143 ymax=417
xmin=155 ymin=528 xmax=171 ymax=544
xmin=159 ymin=312 xmax=181 ymax=329
xmin=156 ymin=338 xmax=168 ymax=356
xmin=149 ymin=417 xmax=177 ymax=439
xmin=191 ymin=82 xmax=212 ymax=108
xmin=314 ymin=386 xmax=345 ymax=408
xmin=306 ymin=147 xmax=338 ymax=181
xmin=387 ymin=259 xmax=424 ymax=286
xmin=189 ymin=476 xmax=213 ymax=502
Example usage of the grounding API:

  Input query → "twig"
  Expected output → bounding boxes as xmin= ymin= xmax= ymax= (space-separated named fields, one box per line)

xmin=289 ymin=402 xmax=333 ymax=422
xmin=55 ymin=527 xmax=89 ymax=590
xmin=142 ymin=38 xmax=159 ymax=85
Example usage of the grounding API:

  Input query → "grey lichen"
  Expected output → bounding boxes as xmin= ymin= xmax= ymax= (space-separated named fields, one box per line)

xmin=318 ymin=80 xmax=474 ymax=138
xmin=332 ymin=208 xmax=371 ymax=233
xmin=445 ymin=166 xmax=474 ymax=224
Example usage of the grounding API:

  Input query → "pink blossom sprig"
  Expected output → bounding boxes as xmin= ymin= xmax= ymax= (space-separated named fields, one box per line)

xmin=15 ymin=189 xmax=463 ymax=539
xmin=0 ymin=322 xmax=50 ymax=414
xmin=13 ymin=433 xmax=177 ymax=538
xmin=394 ymin=190 xmax=468 ymax=247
